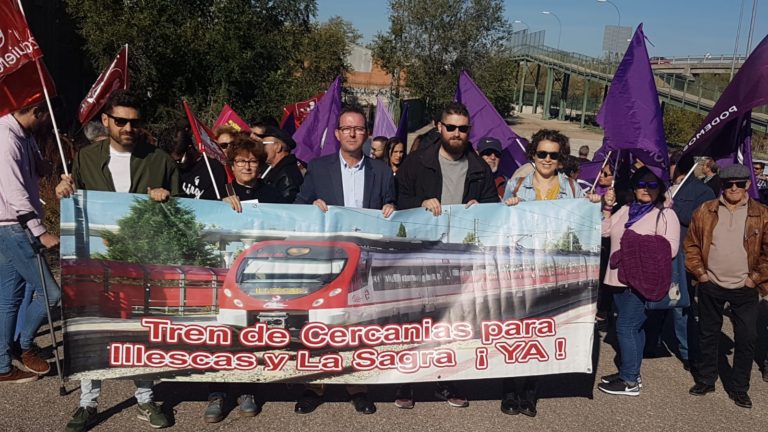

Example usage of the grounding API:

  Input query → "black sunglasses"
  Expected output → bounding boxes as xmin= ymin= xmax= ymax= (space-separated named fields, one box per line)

xmin=535 ymin=150 xmax=560 ymax=160
xmin=725 ymin=180 xmax=748 ymax=189
xmin=105 ymin=112 xmax=141 ymax=128
xmin=600 ymin=170 xmax=613 ymax=177
xmin=441 ymin=122 xmax=470 ymax=133
xmin=480 ymin=149 xmax=501 ymax=157
xmin=636 ymin=181 xmax=659 ymax=190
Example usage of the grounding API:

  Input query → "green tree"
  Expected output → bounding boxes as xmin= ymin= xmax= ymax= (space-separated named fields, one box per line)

xmin=396 ymin=223 xmax=407 ymax=238
xmin=663 ymin=104 xmax=705 ymax=147
xmin=371 ymin=0 xmax=513 ymax=105
xmin=97 ymin=198 xmax=219 ymax=267
xmin=462 ymin=232 xmax=480 ymax=245
xmin=548 ymin=227 xmax=582 ymax=252
xmin=66 ymin=1 xmax=356 ymax=128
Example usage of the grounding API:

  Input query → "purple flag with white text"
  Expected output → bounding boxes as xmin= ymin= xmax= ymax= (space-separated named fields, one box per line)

xmin=597 ymin=24 xmax=669 ymax=182
xmin=293 ymin=75 xmax=342 ymax=164
xmin=372 ymin=96 xmax=397 ymax=138
xmin=455 ymin=70 xmax=528 ymax=177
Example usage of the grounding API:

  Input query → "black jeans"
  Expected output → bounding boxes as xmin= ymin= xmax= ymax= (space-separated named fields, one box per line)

xmin=695 ymin=281 xmax=758 ymax=392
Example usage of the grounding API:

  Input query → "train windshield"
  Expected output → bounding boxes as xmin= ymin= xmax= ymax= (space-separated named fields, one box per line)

xmin=236 ymin=245 xmax=348 ymax=297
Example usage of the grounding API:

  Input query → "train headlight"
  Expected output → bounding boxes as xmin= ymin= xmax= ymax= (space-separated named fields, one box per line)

xmin=234 ymin=299 xmax=244 ymax=308
xmin=286 ymin=247 xmax=311 ymax=256
xmin=329 ymin=288 xmax=342 ymax=297
xmin=312 ymin=298 xmax=324 ymax=307
xmin=223 ymin=289 xmax=232 ymax=298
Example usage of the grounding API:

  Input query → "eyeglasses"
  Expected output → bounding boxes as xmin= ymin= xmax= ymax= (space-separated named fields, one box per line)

xmin=337 ymin=126 xmax=366 ymax=135
xmin=261 ymin=140 xmax=276 ymax=145
xmin=636 ymin=181 xmax=659 ymax=189
xmin=534 ymin=150 xmax=560 ymax=160
xmin=441 ymin=122 xmax=470 ymax=133
xmin=725 ymin=180 xmax=748 ymax=189
xmin=105 ymin=112 xmax=141 ymax=128
xmin=480 ymin=150 xmax=501 ymax=158
xmin=233 ymin=159 xmax=259 ymax=167
xmin=600 ymin=171 xmax=613 ymax=177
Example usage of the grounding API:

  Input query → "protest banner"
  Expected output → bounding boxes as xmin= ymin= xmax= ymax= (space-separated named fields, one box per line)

xmin=60 ymin=191 xmax=600 ymax=383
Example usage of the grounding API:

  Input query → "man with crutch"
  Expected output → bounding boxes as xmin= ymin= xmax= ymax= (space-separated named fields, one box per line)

xmin=0 ymin=101 xmax=62 ymax=383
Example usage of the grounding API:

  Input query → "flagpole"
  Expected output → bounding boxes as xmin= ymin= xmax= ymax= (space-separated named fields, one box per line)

xmin=671 ymin=162 xmax=698 ymax=199
xmin=124 ymin=44 xmax=128 ymax=89
xmin=611 ymin=149 xmax=620 ymax=188
xmin=202 ymin=153 xmax=222 ymax=200
xmin=590 ymin=151 xmax=612 ymax=193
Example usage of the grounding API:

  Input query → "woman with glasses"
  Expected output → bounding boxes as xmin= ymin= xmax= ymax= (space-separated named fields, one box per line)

xmin=500 ymin=129 xmax=599 ymax=417
xmin=597 ymin=167 xmax=680 ymax=397
xmin=221 ymin=135 xmax=282 ymax=213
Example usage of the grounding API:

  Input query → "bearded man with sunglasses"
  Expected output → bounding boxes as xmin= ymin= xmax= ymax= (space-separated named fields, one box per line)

xmin=56 ymin=90 xmax=179 ymax=201
xmin=685 ymin=164 xmax=768 ymax=409
xmin=397 ymin=102 xmax=499 ymax=216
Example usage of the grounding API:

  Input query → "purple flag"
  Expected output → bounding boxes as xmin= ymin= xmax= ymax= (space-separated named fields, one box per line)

xmin=681 ymin=34 xmax=768 ymax=161
xmin=712 ymin=113 xmax=758 ymax=198
xmin=455 ymin=70 xmax=528 ymax=177
xmin=597 ymin=24 xmax=669 ymax=182
xmin=293 ymin=75 xmax=342 ymax=164
xmin=396 ymin=102 xmax=409 ymax=144
xmin=372 ymin=96 xmax=397 ymax=138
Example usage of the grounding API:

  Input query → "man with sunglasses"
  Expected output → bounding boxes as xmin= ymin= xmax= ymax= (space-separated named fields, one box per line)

xmin=397 ymin=102 xmax=499 ymax=216
xmin=55 ymin=89 xmax=174 ymax=431
xmin=56 ymin=90 xmax=179 ymax=200
xmin=685 ymin=164 xmax=768 ymax=409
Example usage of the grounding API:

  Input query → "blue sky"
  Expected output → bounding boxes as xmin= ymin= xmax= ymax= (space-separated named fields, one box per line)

xmin=317 ymin=0 xmax=768 ymax=58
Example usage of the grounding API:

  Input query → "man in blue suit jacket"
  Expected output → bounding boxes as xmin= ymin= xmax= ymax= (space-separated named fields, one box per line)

xmin=293 ymin=105 xmax=394 ymax=415
xmin=294 ymin=106 xmax=396 ymax=218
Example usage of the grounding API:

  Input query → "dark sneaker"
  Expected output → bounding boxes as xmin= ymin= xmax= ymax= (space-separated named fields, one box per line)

xmin=600 ymin=373 xmax=643 ymax=388
xmin=64 ymin=406 xmax=97 ymax=432
xmin=137 ymin=402 xmax=170 ymax=428
xmin=434 ymin=383 xmax=469 ymax=407
xmin=518 ymin=398 xmax=537 ymax=417
xmin=598 ymin=379 xmax=640 ymax=396
xmin=0 ymin=366 xmax=38 ymax=383
xmin=689 ymin=383 xmax=715 ymax=396
xmin=762 ymin=369 xmax=768 ymax=383
xmin=728 ymin=391 xmax=752 ymax=409
xmin=500 ymin=397 xmax=520 ymax=415
xmin=394 ymin=384 xmax=414 ymax=409
xmin=294 ymin=390 xmax=323 ymax=414
xmin=203 ymin=397 xmax=224 ymax=423
xmin=21 ymin=346 xmax=50 ymax=375
xmin=350 ymin=393 xmax=376 ymax=414
xmin=237 ymin=394 xmax=260 ymax=416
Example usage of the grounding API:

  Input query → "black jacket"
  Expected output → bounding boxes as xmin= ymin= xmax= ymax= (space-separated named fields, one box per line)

xmin=396 ymin=142 xmax=500 ymax=209
xmin=262 ymin=154 xmax=304 ymax=203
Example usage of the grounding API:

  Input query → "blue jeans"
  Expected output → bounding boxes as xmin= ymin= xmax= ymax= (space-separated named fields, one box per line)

xmin=0 ymin=224 xmax=61 ymax=373
xmin=80 ymin=379 xmax=154 ymax=408
xmin=613 ymin=288 xmax=648 ymax=383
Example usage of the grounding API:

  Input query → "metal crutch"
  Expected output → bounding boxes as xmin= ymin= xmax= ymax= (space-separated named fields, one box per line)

xmin=17 ymin=212 xmax=66 ymax=396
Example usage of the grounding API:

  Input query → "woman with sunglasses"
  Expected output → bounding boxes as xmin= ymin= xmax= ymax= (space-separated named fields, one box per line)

xmin=499 ymin=130 xmax=598 ymax=417
xmin=597 ymin=167 xmax=680 ymax=396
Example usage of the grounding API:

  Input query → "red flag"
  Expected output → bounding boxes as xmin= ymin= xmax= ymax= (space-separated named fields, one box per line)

xmin=78 ymin=45 xmax=129 ymax=124
xmin=182 ymin=100 xmax=233 ymax=182
xmin=0 ymin=58 xmax=55 ymax=117
xmin=279 ymin=92 xmax=324 ymax=130
xmin=0 ymin=0 xmax=43 ymax=79
xmin=213 ymin=104 xmax=250 ymax=132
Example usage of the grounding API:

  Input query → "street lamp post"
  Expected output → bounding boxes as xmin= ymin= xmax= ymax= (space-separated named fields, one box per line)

xmin=596 ymin=0 xmax=621 ymax=27
xmin=541 ymin=11 xmax=562 ymax=50
xmin=513 ymin=19 xmax=530 ymax=32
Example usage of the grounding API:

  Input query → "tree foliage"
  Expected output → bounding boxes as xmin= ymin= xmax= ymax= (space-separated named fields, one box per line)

xmin=547 ymin=227 xmax=582 ymax=252
xmin=663 ymin=104 xmax=705 ymax=146
xmin=397 ymin=223 xmax=407 ymax=238
xmin=66 ymin=1 xmax=356 ymax=128
xmin=98 ymin=198 xmax=219 ymax=267
xmin=371 ymin=0 xmax=513 ymax=106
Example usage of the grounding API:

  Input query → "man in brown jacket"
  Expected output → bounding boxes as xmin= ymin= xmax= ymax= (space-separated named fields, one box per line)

xmin=684 ymin=164 xmax=768 ymax=409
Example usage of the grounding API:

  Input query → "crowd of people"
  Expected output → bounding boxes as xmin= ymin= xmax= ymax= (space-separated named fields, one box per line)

xmin=1 ymin=90 xmax=768 ymax=431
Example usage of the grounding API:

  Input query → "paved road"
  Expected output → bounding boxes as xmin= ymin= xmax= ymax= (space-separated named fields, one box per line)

xmin=2 ymin=320 xmax=767 ymax=432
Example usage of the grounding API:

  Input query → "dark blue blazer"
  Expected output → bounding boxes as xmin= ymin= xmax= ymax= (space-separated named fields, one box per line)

xmin=294 ymin=153 xmax=396 ymax=209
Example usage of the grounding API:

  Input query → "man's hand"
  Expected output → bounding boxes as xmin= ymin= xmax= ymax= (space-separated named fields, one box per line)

xmin=381 ymin=203 xmax=395 ymax=218
xmin=745 ymin=277 xmax=756 ymax=288
xmin=421 ymin=198 xmax=442 ymax=216
xmin=147 ymin=187 xmax=171 ymax=202
xmin=38 ymin=232 xmax=59 ymax=249
xmin=699 ymin=274 xmax=710 ymax=284
xmin=55 ymin=174 xmax=75 ymax=199
xmin=313 ymin=199 xmax=329 ymax=213
xmin=223 ymin=195 xmax=243 ymax=213
xmin=464 ymin=200 xmax=478 ymax=209
xmin=505 ymin=196 xmax=522 ymax=206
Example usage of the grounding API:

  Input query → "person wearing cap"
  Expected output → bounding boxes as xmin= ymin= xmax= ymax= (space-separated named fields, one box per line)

xmin=685 ymin=163 xmax=768 ymax=409
xmin=259 ymin=125 xmax=304 ymax=203
xmin=157 ymin=126 xmax=228 ymax=201
xmin=477 ymin=136 xmax=506 ymax=199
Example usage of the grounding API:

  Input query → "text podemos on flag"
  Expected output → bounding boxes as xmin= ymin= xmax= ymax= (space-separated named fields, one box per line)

xmin=60 ymin=191 xmax=600 ymax=383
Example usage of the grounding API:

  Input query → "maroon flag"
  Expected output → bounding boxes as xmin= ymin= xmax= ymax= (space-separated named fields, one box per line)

xmin=0 ymin=59 xmax=55 ymax=117
xmin=183 ymin=100 xmax=232 ymax=183
xmin=78 ymin=45 xmax=129 ymax=124
xmin=0 ymin=0 xmax=43 ymax=78
xmin=279 ymin=92 xmax=324 ymax=131
xmin=213 ymin=104 xmax=250 ymax=132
